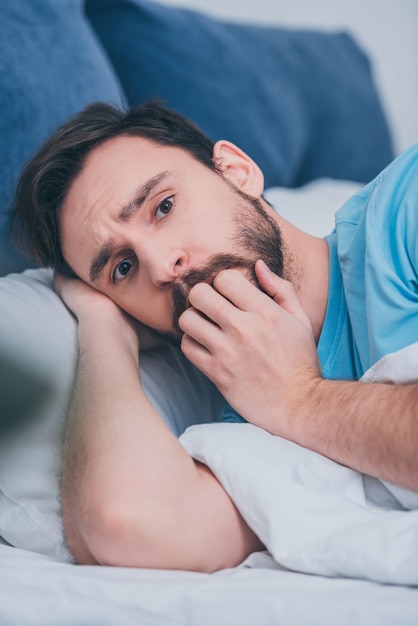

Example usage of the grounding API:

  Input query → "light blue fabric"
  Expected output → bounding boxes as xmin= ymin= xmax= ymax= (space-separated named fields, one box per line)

xmin=318 ymin=142 xmax=418 ymax=380
xmin=316 ymin=233 xmax=358 ymax=380
xmin=221 ymin=403 xmax=247 ymax=424
xmin=0 ymin=0 xmax=125 ymax=276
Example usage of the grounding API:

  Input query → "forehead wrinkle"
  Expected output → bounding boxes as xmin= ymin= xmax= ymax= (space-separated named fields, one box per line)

xmin=90 ymin=238 xmax=116 ymax=284
xmin=88 ymin=171 xmax=172 ymax=284
xmin=117 ymin=170 xmax=172 ymax=223
xmin=75 ymin=179 xmax=112 ymax=229
xmin=76 ymin=161 xmax=174 ymax=284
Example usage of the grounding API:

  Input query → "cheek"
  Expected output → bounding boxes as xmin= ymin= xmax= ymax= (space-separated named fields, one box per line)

xmin=115 ymin=288 xmax=174 ymax=331
xmin=187 ymin=204 xmax=232 ymax=242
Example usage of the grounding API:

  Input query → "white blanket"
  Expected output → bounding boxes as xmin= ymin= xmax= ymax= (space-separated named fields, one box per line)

xmin=180 ymin=343 xmax=418 ymax=586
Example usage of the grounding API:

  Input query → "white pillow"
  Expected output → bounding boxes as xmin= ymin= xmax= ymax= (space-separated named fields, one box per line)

xmin=0 ymin=269 xmax=223 ymax=560
xmin=265 ymin=177 xmax=362 ymax=237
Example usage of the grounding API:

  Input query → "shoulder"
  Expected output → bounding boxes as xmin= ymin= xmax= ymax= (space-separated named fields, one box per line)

xmin=335 ymin=143 xmax=418 ymax=256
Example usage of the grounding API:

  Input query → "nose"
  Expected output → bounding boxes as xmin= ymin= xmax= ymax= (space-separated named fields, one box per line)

xmin=143 ymin=244 xmax=189 ymax=288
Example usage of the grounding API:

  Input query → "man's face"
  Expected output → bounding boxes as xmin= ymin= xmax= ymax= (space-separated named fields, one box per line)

xmin=60 ymin=135 xmax=283 ymax=338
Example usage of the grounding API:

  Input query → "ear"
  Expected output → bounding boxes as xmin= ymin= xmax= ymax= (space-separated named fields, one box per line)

xmin=212 ymin=140 xmax=264 ymax=197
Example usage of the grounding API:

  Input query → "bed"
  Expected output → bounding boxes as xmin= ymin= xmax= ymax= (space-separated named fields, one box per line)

xmin=1 ymin=0 xmax=418 ymax=623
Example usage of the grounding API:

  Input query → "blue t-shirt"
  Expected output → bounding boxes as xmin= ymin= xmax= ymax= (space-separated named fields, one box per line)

xmin=222 ymin=143 xmax=418 ymax=422
xmin=318 ymin=142 xmax=418 ymax=380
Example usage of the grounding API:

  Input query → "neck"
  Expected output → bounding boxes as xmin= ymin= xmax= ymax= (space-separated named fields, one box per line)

xmin=267 ymin=204 xmax=330 ymax=343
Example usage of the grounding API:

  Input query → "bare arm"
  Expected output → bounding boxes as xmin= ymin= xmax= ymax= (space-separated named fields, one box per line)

xmin=179 ymin=262 xmax=418 ymax=490
xmin=294 ymin=376 xmax=418 ymax=490
xmin=56 ymin=276 xmax=262 ymax=571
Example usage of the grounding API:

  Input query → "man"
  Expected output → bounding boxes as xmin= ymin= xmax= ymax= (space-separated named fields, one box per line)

xmin=12 ymin=101 xmax=418 ymax=571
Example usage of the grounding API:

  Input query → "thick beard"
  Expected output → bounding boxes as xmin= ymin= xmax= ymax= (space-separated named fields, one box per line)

xmin=169 ymin=193 xmax=284 ymax=340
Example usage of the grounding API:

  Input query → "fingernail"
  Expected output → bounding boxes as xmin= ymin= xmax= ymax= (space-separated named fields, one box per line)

xmin=258 ymin=259 xmax=270 ymax=271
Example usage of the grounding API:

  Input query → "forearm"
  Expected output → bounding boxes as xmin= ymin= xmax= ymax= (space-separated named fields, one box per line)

xmin=289 ymin=377 xmax=418 ymax=490
xmin=62 ymin=312 xmax=261 ymax=570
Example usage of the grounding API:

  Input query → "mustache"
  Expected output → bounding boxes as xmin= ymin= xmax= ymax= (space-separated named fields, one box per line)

xmin=171 ymin=253 xmax=258 ymax=336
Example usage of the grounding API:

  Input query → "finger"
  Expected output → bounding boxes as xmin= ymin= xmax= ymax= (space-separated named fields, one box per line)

xmin=213 ymin=268 xmax=266 ymax=312
xmin=53 ymin=271 xmax=66 ymax=295
xmin=178 ymin=305 xmax=223 ymax=351
xmin=255 ymin=260 xmax=308 ymax=321
xmin=186 ymin=281 xmax=244 ymax=329
xmin=180 ymin=330 xmax=215 ymax=380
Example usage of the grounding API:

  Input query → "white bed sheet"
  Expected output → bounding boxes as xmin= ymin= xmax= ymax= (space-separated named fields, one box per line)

xmin=1 ymin=543 xmax=417 ymax=626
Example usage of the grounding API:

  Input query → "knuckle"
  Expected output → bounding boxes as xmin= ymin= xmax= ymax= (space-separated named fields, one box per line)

xmin=231 ymin=318 xmax=256 ymax=345
xmin=261 ymin=307 xmax=277 ymax=327
xmin=212 ymin=271 xmax=226 ymax=291
xmin=188 ymin=282 xmax=208 ymax=302
xmin=180 ymin=333 xmax=191 ymax=354
xmin=281 ymin=278 xmax=295 ymax=294
xmin=177 ymin=307 xmax=193 ymax=331
xmin=213 ymin=299 xmax=229 ymax=321
xmin=214 ymin=368 xmax=234 ymax=395
xmin=213 ymin=268 xmax=238 ymax=288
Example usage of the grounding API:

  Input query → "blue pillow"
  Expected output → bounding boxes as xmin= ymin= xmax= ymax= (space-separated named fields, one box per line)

xmin=86 ymin=0 xmax=393 ymax=190
xmin=0 ymin=0 xmax=125 ymax=276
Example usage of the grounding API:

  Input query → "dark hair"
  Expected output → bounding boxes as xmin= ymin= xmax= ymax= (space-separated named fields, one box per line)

xmin=11 ymin=100 xmax=218 ymax=274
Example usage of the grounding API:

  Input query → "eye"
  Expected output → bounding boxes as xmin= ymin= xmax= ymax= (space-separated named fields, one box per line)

xmin=155 ymin=196 xmax=174 ymax=221
xmin=113 ymin=258 xmax=134 ymax=283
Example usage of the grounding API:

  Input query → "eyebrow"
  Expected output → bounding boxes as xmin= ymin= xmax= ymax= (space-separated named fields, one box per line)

xmin=89 ymin=170 xmax=171 ymax=284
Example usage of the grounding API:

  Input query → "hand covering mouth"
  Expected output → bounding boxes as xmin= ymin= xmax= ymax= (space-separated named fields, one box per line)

xmin=170 ymin=253 xmax=259 ymax=337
